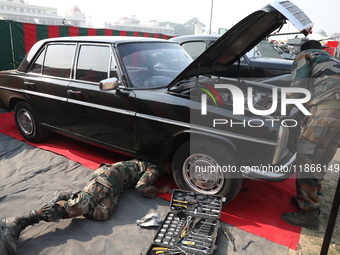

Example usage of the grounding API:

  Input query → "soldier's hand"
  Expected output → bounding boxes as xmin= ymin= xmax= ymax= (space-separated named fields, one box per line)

xmin=159 ymin=184 xmax=172 ymax=194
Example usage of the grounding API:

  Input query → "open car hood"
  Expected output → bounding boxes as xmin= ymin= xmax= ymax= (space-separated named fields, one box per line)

xmin=168 ymin=0 xmax=313 ymax=88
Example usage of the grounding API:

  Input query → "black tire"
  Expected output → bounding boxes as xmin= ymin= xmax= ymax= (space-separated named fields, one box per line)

xmin=172 ymin=139 xmax=243 ymax=203
xmin=14 ymin=101 xmax=48 ymax=143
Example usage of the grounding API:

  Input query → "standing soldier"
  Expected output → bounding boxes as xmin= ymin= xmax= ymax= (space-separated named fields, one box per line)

xmin=282 ymin=40 xmax=340 ymax=229
xmin=1 ymin=159 xmax=172 ymax=255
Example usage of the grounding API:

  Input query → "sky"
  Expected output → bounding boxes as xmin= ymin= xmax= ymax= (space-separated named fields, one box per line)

xmin=27 ymin=0 xmax=340 ymax=36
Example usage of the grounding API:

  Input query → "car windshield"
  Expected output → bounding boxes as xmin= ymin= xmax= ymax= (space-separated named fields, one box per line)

xmin=245 ymin=46 xmax=261 ymax=59
xmin=117 ymin=42 xmax=192 ymax=88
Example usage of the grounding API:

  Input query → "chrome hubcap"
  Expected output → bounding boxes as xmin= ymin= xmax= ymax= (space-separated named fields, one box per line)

xmin=17 ymin=109 xmax=34 ymax=135
xmin=182 ymin=153 xmax=225 ymax=194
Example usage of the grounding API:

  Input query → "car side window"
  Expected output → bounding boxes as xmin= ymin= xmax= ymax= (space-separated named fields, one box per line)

xmin=76 ymin=45 xmax=111 ymax=83
xmin=181 ymin=41 xmax=206 ymax=59
xmin=42 ymin=44 xmax=76 ymax=78
xmin=30 ymin=48 xmax=46 ymax=74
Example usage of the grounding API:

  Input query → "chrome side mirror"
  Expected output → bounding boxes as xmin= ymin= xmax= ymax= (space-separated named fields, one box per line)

xmin=99 ymin=78 xmax=120 ymax=91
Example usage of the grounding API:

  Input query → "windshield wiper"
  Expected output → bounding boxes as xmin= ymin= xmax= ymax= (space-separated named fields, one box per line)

xmin=169 ymin=79 xmax=192 ymax=92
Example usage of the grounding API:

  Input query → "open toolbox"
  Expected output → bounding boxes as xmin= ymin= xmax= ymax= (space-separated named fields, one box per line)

xmin=146 ymin=189 xmax=225 ymax=255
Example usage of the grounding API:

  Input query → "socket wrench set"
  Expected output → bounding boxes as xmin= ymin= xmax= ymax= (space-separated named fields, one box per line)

xmin=146 ymin=189 xmax=225 ymax=255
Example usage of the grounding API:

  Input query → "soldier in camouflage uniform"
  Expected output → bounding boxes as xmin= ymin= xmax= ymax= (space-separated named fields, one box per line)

xmin=1 ymin=159 xmax=172 ymax=255
xmin=282 ymin=40 xmax=340 ymax=230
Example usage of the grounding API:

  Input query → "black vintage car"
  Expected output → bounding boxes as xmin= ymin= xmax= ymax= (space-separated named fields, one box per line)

xmin=170 ymin=34 xmax=293 ymax=79
xmin=0 ymin=1 xmax=313 ymax=202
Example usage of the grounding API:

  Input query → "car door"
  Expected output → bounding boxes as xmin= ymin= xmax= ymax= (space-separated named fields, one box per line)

xmin=24 ymin=43 xmax=76 ymax=130
xmin=67 ymin=43 xmax=136 ymax=153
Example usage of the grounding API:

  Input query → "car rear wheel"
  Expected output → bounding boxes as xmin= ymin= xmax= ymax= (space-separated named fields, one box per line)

xmin=14 ymin=101 xmax=48 ymax=142
xmin=172 ymin=139 xmax=243 ymax=203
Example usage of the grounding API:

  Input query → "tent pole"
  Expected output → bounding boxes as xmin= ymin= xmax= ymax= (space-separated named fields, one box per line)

xmin=320 ymin=174 xmax=340 ymax=255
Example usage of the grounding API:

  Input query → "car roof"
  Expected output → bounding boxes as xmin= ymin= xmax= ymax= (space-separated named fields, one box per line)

xmin=18 ymin=36 xmax=176 ymax=72
xmin=39 ymin=36 xmax=171 ymax=44
xmin=170 ymin=35 xmax=220 ymax=44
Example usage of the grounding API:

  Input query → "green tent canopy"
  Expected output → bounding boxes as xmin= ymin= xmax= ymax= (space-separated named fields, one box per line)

xmin=0 ymin=20 xmax=174 ymax=71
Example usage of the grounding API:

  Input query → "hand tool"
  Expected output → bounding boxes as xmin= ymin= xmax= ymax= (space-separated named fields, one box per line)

xmin=180 ymin=245 xmax=210 ymax=254
xmin=181 ymin=240 xmax=195 ymax=246
xmin=155 ymin=252 xmax=180 ymax=255
xmin=201 ymin=204 xmax=220 ymax=209
xmin=181 ymin=240 xmax=212 ymax=249
xmin=187 ymin=232 xmax=213 ymax=239
xmin=189 ymin=217 xmax=202 ymax=231
xmin=242 ymin=240 xmax=254 ymax=251
xmin=180 ymin=216 xmax=192 ymax=238
xmin=186 ymin=233 xmax=213 ymax=241
xmin=223 ymin=227 xmax=237 ymax=252
xmin=184 ymin=236 xmax=212 ymax=247
xmin=173 ymin=199 xmax=188 ymax=204
xmin=172 ymin=203 xmax=188 ymax=208
xmin=152 ymin=247 xmax=184 ymax=254
xmin=200 ymin=221 xmax=217 ymax=226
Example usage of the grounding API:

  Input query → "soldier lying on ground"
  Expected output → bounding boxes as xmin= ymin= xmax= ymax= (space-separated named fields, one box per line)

xmin=1 ymin=159 xmax=172 ymax=255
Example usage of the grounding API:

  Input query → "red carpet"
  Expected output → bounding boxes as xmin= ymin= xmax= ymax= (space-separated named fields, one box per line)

xmin=0 ymin=112 xmax=301 ymax=249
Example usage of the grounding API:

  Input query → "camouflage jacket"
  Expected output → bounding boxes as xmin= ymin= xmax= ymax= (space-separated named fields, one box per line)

xmin=94 ymin=159 xmax=164 ymax=198
xmin=291 ymin=49 xmax=340 ymax=105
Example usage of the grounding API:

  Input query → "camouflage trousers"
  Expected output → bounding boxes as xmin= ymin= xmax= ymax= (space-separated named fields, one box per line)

xmin=295 ymin=101 xmax=340 ymax=211
xmin=41 ymin=166 xmax=124 ymax=222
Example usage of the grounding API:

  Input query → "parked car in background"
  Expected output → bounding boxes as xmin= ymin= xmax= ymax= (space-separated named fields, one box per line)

xmin=0 ymin=1 xmax=313 ymax=202
xmin=171 ymin=34 xmax=293 ymax=81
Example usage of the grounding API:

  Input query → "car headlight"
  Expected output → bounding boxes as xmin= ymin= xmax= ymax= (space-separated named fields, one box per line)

xmin=272 ymin=125 xmax=289 ymax=165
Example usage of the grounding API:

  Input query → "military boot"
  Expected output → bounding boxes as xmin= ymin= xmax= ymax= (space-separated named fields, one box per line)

xmin=282 ymin=208 xmax=320 ymax=230
xmin=1 ymin=210 xmax=41 ymax=255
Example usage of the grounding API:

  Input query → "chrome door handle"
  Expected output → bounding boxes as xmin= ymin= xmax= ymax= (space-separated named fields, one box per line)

xmin=24 ymin=81 xmax=36 ymax=90
xmin=24 ymin=82 xmax=35 ymax=85
xmin=67 ymin=90 xmax=82 ymax=95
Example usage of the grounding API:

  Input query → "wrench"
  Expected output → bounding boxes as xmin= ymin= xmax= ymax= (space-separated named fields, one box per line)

xmin=187 ymin=232 xmax=213 ymax=239
xmin=180 ymin=245 xmax=210 ymax=254
xmin=242 ymin=240 xmax=254 ymax=251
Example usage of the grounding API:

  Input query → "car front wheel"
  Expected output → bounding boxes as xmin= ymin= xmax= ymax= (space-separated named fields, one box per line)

xmin=172 ymin=140 xmax=243 ymax=203
xmin=14 ymin=101 xmax=48 ymax=143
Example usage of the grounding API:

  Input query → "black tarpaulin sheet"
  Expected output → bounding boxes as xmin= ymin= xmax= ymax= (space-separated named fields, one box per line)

xmin=0 ymin=133 xmax=170 ymax=255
